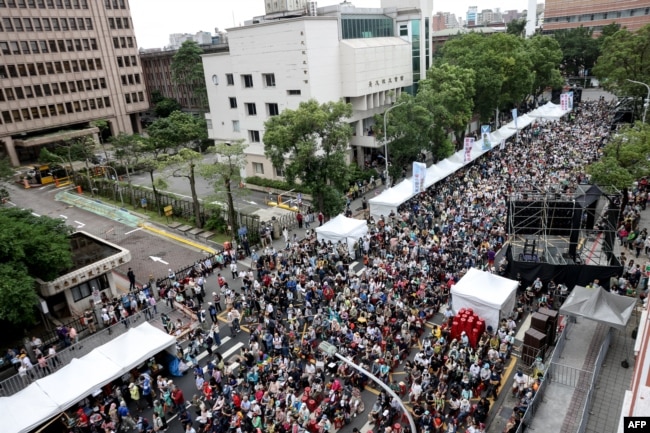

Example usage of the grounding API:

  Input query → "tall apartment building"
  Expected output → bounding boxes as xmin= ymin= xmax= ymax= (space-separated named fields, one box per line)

xmin=0 ymin=0 xmax=148 ymax=166
xmin=203 ymin=0 xmax=431 ymax=179
xmin=544 ymin=0 xmax=650 ymax=33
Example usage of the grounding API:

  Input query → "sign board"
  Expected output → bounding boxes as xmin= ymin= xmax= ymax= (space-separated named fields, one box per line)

xmin=140 ymin=197 xmax=147 ymax=208
xmin=164 ymin=205 xmax=173 ymax=217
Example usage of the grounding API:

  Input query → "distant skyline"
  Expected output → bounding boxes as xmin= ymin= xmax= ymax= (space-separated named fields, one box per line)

xmin=129 ymin=0 xmax=542 ymax=49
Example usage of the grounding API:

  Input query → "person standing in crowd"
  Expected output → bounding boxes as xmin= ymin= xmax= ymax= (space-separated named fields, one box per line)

xmin=127 ymin=267 xmax=137 ymax=291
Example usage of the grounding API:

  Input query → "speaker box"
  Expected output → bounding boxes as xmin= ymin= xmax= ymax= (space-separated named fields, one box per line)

xmin=530 ymin=312 xmax=550 ymax=334
xmin=523 ymin=329 xmax=547 ymax=365
xmin=538 ymin=307 xmax=558 ymax=343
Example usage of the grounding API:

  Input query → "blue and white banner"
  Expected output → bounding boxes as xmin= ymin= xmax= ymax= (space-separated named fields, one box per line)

xmin=560 ymin=94 xmax=569 ymax=111
xmin=481 ymin=125 xmax=491 ymax=150
xmin=511 ymin=108 xmax=518 ymax=131
xmin=412 ymin=161 xmax=427 ymax=194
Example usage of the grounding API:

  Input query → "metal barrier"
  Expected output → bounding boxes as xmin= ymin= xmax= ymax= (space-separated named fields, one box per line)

xmin=576 ymin=327 xmax=612 ymax=433
xmin=0 ymin=305 xmax=173 ymax=397
xmin=546 ymin=362 xmax=593 ymax=390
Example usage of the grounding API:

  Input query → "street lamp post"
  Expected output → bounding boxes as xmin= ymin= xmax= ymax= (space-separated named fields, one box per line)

xmin=627 ymin=79 xmax=650 ymax=123
xmin=318 ymin=341 xmax=417 ymax=433
xmin=383 ymin=101 xmax=405 ymax=190
xmin=100 ymin=165 xmax=124 ymax=207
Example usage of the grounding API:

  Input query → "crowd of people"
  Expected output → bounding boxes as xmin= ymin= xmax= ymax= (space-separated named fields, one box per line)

xmin=97 ymin=98 xmax=615 ymax=433
xmin=19 ymin=97 xmax=619 ymax=433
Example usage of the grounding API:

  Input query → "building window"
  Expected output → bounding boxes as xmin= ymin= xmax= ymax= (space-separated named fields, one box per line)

xmin=400 ymin=24 xmax=408 ymax=36
xmin=245 ymin=103 xmax=257 ymax=116
xmin=252 ymin=162 xmax=264 ymax=174
xmin=263 ymin=73 xmax=276 ymax=87
xmin=249 ymin=130 xmax=261 ymax=143
xmin=242 ymin=74 xmax=253 ymax=88
xmin=275 ymin=166 xmax=284 ymax=177
xmin=267 ymin=103 xmax=279 ymax=116
xmin=229 ymin=97 xmax=237 ymax=109
xmin=232 ymin=120 xmax=240 ymax=132
xmin=287 ymin=89 xmax=301 ymax=96
xmin=226 ymin=73 xmax=234 ymax=85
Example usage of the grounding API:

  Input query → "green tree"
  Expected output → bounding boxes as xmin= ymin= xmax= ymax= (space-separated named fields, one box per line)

xmin=553 ymin=26 xmax=599 ymax=77
xmin=171 ymin=40 xmax=208 ymax=110
xmin=419 ymin=63 xmax=476 ymax=151
xmin=593 ymin=25 xmax=650 ymax=99
xmin=374 ymin=94 xmax=432 ymax=183
xmin=91 ymin=119 xmax=111 ymax=162
xmin=442 ymin=32 xmax=533 ymax=122
xmin=166 ymin=148 xmax=205 ymax=227
xmin=109 ymin=133 xmax=143 ymax=186
xmin=506 ymin=18 xmax=527 ymax=38
xmin=148 ymin=111 xmax=209 ymax=226
xmin=264 ymin=99 xmax=353 ymax=215
xmin=137 ymin=136 xmax=172 ymax=213
xmin=526 ymin=35 xmax=564 ymax=99
xmin=154 ymin=97 xmax=182 ymax=118
xmin=0 ymin=208 xmax=73 ymax=327
xmin=200 ymin=140 xmax=248 ymax=235
xmin=587 ymin=122 xmax=650 ymax=191
xmin=0 ymin=157 xmax=15 ymax=180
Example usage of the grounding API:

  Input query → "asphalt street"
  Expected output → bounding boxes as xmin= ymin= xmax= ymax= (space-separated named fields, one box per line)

xmin=3 ymin=179 xmax=380 ymax=433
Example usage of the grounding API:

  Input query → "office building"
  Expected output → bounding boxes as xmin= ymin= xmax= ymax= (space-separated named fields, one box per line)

xmin=140 ymin=43 xmax=228 ymax=112
xmin=0 ymin=0 xmax=148 ymax=166
xmin=544 ymin=0 xmax=650 ymax=33
xmin=203 ymin=0 xmax=431 ymax=179
xmin=467 ymin=6 xmax=478 ymax=26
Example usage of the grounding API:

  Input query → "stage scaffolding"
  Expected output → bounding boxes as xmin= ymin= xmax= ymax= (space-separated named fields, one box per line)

xmin=507 ymin=185 xmax=622 ymax=268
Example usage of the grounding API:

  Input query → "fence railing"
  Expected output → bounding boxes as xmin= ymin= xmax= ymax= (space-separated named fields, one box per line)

xmin=514 ymin=318 xmax=573 ymax=433
xmin=546 ymin=362 xmax=593 ymax=390
xmin=0 ymin=305 xmax=172 ymax=397
xmin=77 ymin=178 xmax=261 ymax=246
xmin=576 ymin=327 xmax=612 ymax=433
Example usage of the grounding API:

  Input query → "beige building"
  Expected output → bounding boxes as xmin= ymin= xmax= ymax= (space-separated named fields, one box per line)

xmin=0 ymin=0 xmax=148 ymax=166
xmin=544 ymin=0 xmax=650 ymax=33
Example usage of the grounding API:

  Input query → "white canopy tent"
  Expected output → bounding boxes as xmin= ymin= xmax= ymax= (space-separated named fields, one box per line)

xmin=450 ymin=268 xmax=518 ymax=331
xmin=528 ymin=101 xmax=571 ymax=121
xmin=315 ymin=214 xmax=368 ymax=253
xmin=368 ymin=102 xmax=574 ymax=218
xmin=0 ymin=322 xmax=176 ymax=433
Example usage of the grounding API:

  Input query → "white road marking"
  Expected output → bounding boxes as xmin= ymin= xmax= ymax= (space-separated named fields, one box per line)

xmin=74 ymin=220 xmax=85 ymax=228
xmin=59 ymin=214 xmax=68 ymax=219
xmin=125 ymin=227 xmax=142 ymax=235
xmin=31 ymin=212 xmax=41 ymax=217
xmin=150 ymin=256 xmax=169 ymax=265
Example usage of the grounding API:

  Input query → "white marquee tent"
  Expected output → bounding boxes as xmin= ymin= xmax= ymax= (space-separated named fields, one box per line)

xmin=559 ymin=286 xmax=637 ymax=331
xmin=368 ymin=102 xmax=572 ymax=218
xmin=315 ymin=214 xmax=368 ymax=254
xmin=0 ymin=322 xmax=176 ymax=433
xmin=450 ymin=268 xmax=518 ymax=331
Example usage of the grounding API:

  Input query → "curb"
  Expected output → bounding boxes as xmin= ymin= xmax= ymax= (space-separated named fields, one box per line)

xmin=139 ymin=223 xmax=218 ymax=254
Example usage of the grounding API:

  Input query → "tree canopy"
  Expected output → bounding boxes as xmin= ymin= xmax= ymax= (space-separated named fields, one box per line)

xmin=553 ymin=26 xmax=599 ymax=77
xmin=200 ymin=140 xmax=248 ymax=233
xmin=593 ymin=24 xmax=650 ymax=98
xmin=0 ymin=209 xmax=73 ymax=327
xmin=263 ymin=99 xmax=353 ymax=215
xmin=587 ymin=122 xmax=650 ymax=191
xmin=441 ymin=32 xmax=534 ymax=122
xmin=171 ymin=40 xmax=208 ymax=109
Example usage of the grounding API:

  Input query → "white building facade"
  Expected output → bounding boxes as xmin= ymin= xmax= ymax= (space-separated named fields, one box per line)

xmin=203 ymin=1 xmax=431 ymax=179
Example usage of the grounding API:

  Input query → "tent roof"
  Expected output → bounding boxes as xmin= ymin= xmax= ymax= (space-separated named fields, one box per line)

xmin=1 ymin=322 xmax=176 ymax=433
xmin=315 ymin=214 xmax=367 ymax=237
xmin=559 ymin=286 xmax=636 ymax=331
xmin=574 ymin=184 xmax=603 ymax=208
xmin=451 ymin=268 xmax=519 ymax=305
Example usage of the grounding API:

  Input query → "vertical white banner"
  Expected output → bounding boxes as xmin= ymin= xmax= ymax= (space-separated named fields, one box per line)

xmin=511 ymin=108 xmax=518 ymax=131
xmin=412 ymin=161 xmax=427 ymax=194
xmin=464 ymin=137 xmax=474 ymax=163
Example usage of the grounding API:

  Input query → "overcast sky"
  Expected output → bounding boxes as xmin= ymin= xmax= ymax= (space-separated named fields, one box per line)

xmin=129 ymin=0 xmax=540 ymax=49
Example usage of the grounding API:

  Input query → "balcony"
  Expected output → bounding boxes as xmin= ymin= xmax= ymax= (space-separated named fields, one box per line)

xmin=350 ymin=134 xmax=379 ymax=148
